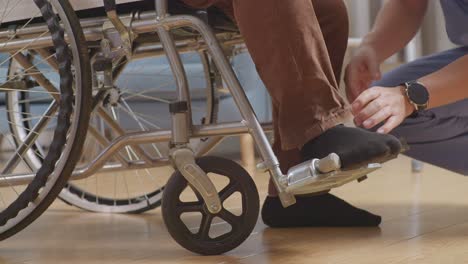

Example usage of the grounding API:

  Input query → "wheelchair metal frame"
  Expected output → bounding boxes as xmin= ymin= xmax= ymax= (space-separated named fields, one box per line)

xmin=143 ymin=0 xmax=296 ymax=209
xmin=0 ymin=0 xmax=383 ymax=210
xmin=0 ymin=0 xmax=297 ymax=209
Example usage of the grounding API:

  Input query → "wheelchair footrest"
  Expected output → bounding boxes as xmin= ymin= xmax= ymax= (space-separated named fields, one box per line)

xmin=285 ymin=157 xmax=381 ymax=195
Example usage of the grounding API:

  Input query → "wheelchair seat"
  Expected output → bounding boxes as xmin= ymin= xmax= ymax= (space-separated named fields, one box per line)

xmin=75 ymin=0 xmax=239 ymax=33
xmin=170 ymin=0 xmax=238 ymax=32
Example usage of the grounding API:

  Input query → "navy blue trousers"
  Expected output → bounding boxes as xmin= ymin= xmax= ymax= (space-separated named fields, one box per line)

xmin=374 ymin=46 xmax=468 ymax=175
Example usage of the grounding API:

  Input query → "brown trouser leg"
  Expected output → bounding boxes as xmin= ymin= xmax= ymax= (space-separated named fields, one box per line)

xmin=183 ymin=0 xmax=350 ymax=191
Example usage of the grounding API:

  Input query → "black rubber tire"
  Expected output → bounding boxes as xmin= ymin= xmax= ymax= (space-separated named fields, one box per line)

xmin=0 ymin=0 xmax=91 ymax=240
xmin=162 ymin=156 xmax=259 ymax=255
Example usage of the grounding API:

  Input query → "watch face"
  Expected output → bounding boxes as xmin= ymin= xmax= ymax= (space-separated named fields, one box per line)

xmin=407 ymin=82 xmax=429 ymax=105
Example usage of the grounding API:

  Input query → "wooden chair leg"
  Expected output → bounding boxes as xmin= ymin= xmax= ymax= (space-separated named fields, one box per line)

xmin=240 ymin=134 xmax=255 ymax=173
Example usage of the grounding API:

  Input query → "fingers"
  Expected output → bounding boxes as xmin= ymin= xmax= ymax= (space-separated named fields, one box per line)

xmin=377 ymin=116 xmax=401 ymax=134
xmin=361 ymin=106 xmax=392 ymax=129
xmin=354 ymin=100 xmax=378 ymax=126
xmin=352 ymin=86 xmax=407 ymax=133
xmin=351 ymin=88 xmax=380 ymax=114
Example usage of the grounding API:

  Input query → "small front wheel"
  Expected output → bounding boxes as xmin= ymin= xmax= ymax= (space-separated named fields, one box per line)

xmin=162 ymin=156 xmax=259 ymax=255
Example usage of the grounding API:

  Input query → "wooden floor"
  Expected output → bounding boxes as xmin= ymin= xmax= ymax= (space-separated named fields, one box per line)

xmin=2 ymin=155 xmax=468 ymax=264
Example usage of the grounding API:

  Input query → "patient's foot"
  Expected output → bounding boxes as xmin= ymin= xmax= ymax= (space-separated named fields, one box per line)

xmin=261 ymin=194 xmax=381 ymax=227
xmin=301 ymin=125 xmax=401 ymax=170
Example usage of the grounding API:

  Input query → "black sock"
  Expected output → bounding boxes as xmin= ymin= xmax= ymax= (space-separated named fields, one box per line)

xmin=261 ymin=194 xmax=381 ymax=227
xmin=261 ymin=125 xmax=392 ymax=228
xmin=301 ymin=125 xmax=401 ymax=170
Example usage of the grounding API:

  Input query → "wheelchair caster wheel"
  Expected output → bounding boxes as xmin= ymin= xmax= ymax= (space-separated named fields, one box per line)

xmin=162 ymin=156 xmax=259 ymax=255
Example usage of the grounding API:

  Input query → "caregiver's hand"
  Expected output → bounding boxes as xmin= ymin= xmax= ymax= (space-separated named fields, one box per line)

xmin=345 ymin=45 xmax=382 ymax=102
xmin=351 ymin=86 xmax=415 ymax=134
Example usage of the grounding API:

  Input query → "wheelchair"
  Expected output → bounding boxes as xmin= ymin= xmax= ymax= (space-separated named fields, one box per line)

xmin=0 ymin=0 xmax=388 ymax=255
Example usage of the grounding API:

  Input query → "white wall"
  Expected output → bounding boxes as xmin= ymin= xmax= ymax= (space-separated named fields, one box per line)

xmin=346 ymin=0 xmax=456 ymax=58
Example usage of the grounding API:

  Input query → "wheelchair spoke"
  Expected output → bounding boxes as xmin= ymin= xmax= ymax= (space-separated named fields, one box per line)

xmin=121 ymin=83 xmax=204 ymax=101
xmin=34 ymin=48 xmax=59 ymax=70
xmin=11 ymin=51 xmax=56 ymax=74
xmin=5 ymin=117 xmax=48 ymax=136
xmin=0 ymin=86 xmax=59 ymax=95
xmin=0 ymin=107 xmax=56 ymax=120
xmin=198 ymin=213 xmax=214 ymax=240
xmin=1 ymin=101 xmax=58 ymax=174
xmin=219 ymin=181 xmax=239 ymax=202
xmin=0 ymin=130 xmax=34 ymax=166
xmin=9 ymin=52 xmax=60 ymax=99
xmin=0 ymin=8 xmax=42 ymax=51
xmin=121 ymin=90 xmax=171 ymax=104
xmin=0 ymin=131 xmax=32 ymax=195
xmin=96 ymin=107 xmax=128 ymax=135
xmin=176 ymin=201 xmax=203 ymax=214
xmin=0 ymin=26 xmax=47 ymax=66
xmin=131 ymin=169 xmax=152 ymax=203
xmin=218 ymin=209 xmax=241 ymax=230
xmin=117 ymin=102 xmax=164 ymax=158
xmin=118 ymin=107 xmax=163 ymax=130
xmin=119 ymin=98 xmax=162 ymax=129
xmin=17 ymin=96 xmax=53 ymax=104
xmin=8 ymin=131 xmax=46 ymax=161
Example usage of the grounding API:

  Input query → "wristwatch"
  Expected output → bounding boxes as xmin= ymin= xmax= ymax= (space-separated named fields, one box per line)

xmin=403 ymin=81 xmax=430 ymax=112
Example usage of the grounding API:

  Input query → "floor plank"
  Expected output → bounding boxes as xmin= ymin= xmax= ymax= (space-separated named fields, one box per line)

xmin=1 ymin=155 xmax=468 ymax=264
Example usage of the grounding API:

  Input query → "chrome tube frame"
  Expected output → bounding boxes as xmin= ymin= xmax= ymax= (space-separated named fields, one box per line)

xmin=154 ymin=0 xmax=295 ymax=206
xmin=0 ymin=122 xmax=273 ymax=187
xmin=155 ymin=0 xmax=168 ymax=19
xmin=0 ymin=1 xmax=295 ymax=206
xmin=0 ymin=11 xmax=243 ymax=53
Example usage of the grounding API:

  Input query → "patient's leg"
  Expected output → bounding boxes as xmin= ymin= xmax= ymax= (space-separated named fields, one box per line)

xmin=182 ymin=0 xmax=400 ymax=171
xmin=232 ymin=0 xmax=400 ymax=163
xmin=264 ymin=107 xmax=382 ymax=227
xmin=237 ymin=0 xmax=390 ymax=227
xmin=183 ymin=0 xmax=398 ymax=226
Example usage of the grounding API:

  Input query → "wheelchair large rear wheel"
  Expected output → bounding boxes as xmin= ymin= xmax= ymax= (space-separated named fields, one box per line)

xmin=0 ymin=0 xmax=91 ymax=239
